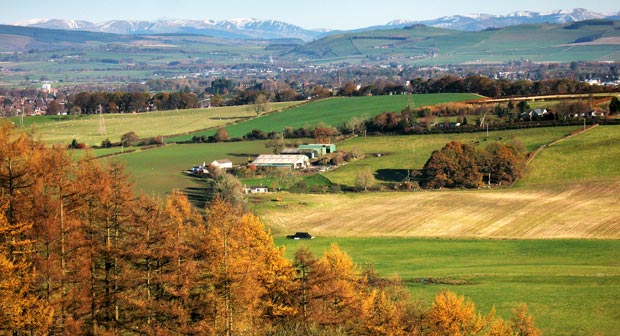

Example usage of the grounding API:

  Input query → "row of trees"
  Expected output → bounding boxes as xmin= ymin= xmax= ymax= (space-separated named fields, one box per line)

xmin=422 ymin=140 xmax=527 ymax=189
xmin=65 ymin=91 xmax=199 ymax=115
xmin=409 ymin=75 xmax=618 ymax=98
xmin=0 ymin=123 xmax=540 ymax=334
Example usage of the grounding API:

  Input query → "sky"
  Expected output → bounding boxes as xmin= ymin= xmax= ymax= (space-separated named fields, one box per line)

xmin=3 ymin=0 xmax=619 ymax=30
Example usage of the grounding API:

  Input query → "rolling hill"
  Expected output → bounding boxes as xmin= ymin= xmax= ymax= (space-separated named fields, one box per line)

xmin=287 ymin=19 xmax=620 ymax=63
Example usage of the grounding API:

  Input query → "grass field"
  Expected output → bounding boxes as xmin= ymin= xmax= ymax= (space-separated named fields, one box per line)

xmin=12 ymin=102 xmax=302 ymax=146
xmin=325 ymin=126 xmax=581 ymax=187
xmin=517 ymin=125 xmax=620 ymax=187
xmin=168 ymin=93 xmax=481 ymax=141
xmin=273 ymin=237 xmax=620 ymax=336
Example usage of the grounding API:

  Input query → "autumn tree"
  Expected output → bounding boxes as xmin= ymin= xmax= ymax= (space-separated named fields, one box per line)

xmin=210 ymin=173 xmax=246 ymax=208
xmin=482 ymin=142 xmax=526 ymax=185
xmin=511 ymin=304 xmax=542 ymax=336
xmin=197 ymin=198 xmax=296 ymax=335
xmin=341 ymin=82 xmax=358 ymax=96
xmin=251 ymin=93 xmax=270 ymax=117
xmin=356 ymin=278 xmax=411 ymax=336
xmin=121 ymin=131 xmax=140 ymax=147
xmin=355 ymin=169 xmax=376 ymax=191
xmin=29 ymin=145 xmax=88 ymax=334
xmin=306 ymin=243 xmax=362 ymax=330
xmin=313 ymin=124 xmax=335 ymax=144
xmin=0 ymin=123 xmax=41 ymax=224
xmin=422 ymin=141 xmax=483 ymax=189
xmin=215 ymin=127 xmax=230 ymax=142
xmin=0 ymin=207 xmax=54 ymax=334
xmin=424 ymin=290 xmax=487 ymax=336
xmin=46 ymin=99 xmax=63 ymax=115
xmin=211 ymin=93 xmax=223 ymax=107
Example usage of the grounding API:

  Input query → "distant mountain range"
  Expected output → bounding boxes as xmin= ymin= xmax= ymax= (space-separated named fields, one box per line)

xmin=385 ymin=8 xmax=616 ymax=31
xmin=12 ymin=18 xmax=324 ymax=41
xmin=10 ymin=8 xmax=619 ymax=41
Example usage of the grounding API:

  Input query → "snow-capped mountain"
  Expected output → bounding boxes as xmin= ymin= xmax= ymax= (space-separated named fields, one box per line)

xmin=386 ymin=8 xmax=613 ymax=31
xmin=11 ymin=8 xmax=620 ymax=42
xmin=12 ymin=18 xmax=322 ymax=41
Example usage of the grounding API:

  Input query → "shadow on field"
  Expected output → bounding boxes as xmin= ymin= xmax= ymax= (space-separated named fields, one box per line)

xmin=184 ymin=187 xmax=209 ymax=210
xmin=375 ymin=169 xmax=410 ymax=182
xmin=227 ymin=153 xmax=259 ymax=159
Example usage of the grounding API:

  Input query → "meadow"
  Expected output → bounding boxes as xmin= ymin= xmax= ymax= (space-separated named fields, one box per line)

xmin=325 ymin=126 xmax=580 ymax=187
xmin=273 ymin=237 xmax=620 ymax=336
xmin=167 ymin=93 xmax=480 ymax=141
xmin=12 ymin=102 xmax=301 ymax=146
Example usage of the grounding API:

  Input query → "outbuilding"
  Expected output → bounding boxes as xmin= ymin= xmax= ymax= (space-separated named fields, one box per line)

xmin=251 ymin=154 xmax=309 ymax=169
xmin=297 ymin=144 xmax=336 ymax=155
xmin=210 ymin=159 xmax=233 ymax=170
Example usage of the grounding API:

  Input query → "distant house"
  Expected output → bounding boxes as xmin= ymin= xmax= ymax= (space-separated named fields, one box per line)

xmin=297 ymin=144 xmax=336 ymax=155
xmin=210 ymin=159 xmax=233 ymax=170
xmin=251 ymin=154 xmax=309 ymax=169
xmin=244 ymin=185 xmax=269 ymax=194
xmin=521 ymin=109 xmax=547 ymax=120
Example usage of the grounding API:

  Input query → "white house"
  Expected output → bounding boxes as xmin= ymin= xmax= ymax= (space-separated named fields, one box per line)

xmin=210 ymin=159 xmax=233 ymax=170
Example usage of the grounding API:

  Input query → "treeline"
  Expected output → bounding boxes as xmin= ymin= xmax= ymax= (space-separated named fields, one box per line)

xmin=409 ymin=75 xmax=618 ymax=98
xmin=422 ymin=140 xmax=527 ymax=188
xmin=65 ymin=91 xmax=199 ymax=114
xmin=0 ymin=122 xmax=541 ymax=335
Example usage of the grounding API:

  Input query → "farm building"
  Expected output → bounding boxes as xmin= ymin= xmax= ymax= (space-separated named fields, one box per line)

xmin=210 ymin=159 xmax=233 ymax=170
xmin=297 ymin=144 xmax=336 ymax=155
xmin=281 ymin=147 xmax=320 ymax=159
xmin=251 ymin=154 xmax=309 ymax=169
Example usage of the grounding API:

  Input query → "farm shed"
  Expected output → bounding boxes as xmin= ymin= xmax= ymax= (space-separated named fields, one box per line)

xmin=297 ymin=144 xmax=336 ymax=155
xmin=210 ymin=159 xmax=233 ymax=170
xmin=281 ymin=147 xmax=320 ymax=159
xmin=251 ymin=154 xmax=309 ymax=169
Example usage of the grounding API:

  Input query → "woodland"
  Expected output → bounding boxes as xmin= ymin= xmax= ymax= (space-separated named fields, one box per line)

xmin=0 ymin=122 xmax=541 ymax=335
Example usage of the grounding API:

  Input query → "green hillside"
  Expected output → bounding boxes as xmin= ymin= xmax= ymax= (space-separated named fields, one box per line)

xmin=288 ymin=21 xmax=620 ymax=64
xmin=169 ymin=93 xmax=480 ymax=141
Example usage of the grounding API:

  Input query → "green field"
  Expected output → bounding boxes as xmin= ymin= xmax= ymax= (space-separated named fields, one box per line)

xmin=168 ymin=93 xmax=481 ymax=141
xmin=517 ymin=125 xmax=620 ymax=187
xmin=273 ymin=237 xmax=620 ymax=336
xmin=326 ymin=126 xmax=581 ymax=187
xmin=12 ymin=102 xmax=301 ymax=146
